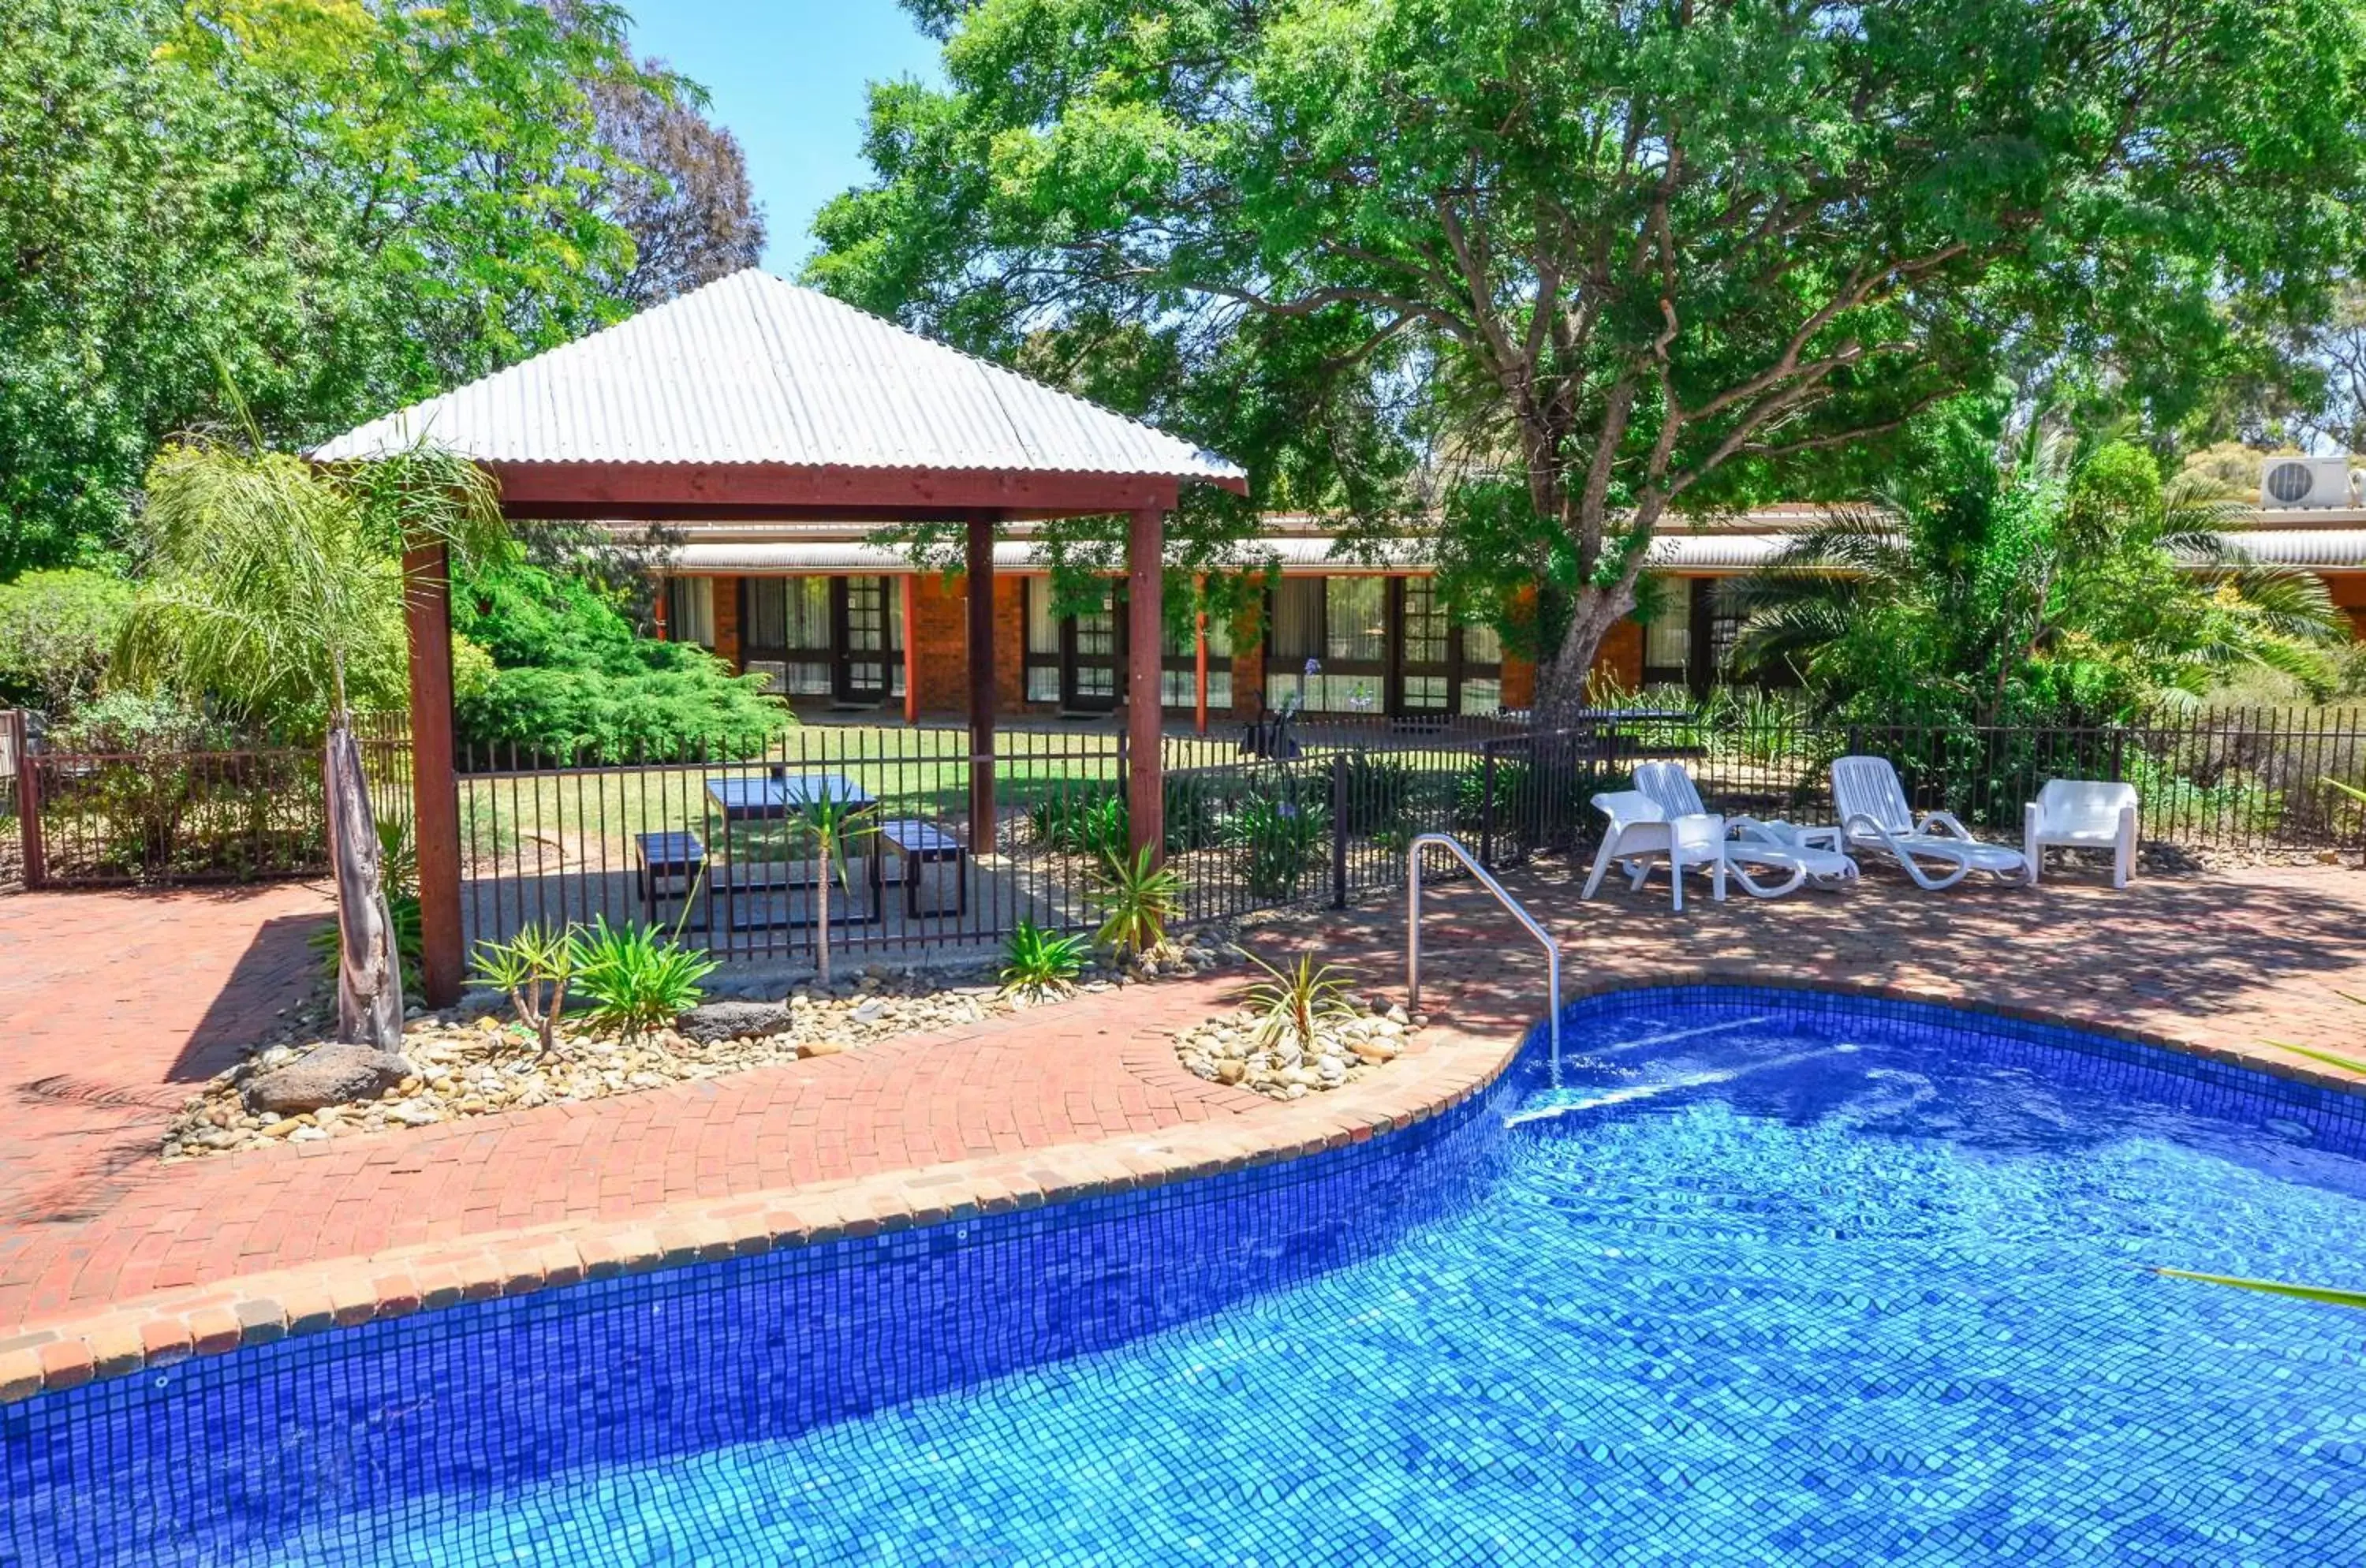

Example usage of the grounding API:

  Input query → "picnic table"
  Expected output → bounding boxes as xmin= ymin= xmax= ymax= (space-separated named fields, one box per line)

xmin=699 ymin=772 xmax=885 ymax=931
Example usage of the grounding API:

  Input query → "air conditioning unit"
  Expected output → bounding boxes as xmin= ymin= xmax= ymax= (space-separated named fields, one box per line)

xmin=2259 ymin=456 xmax=2357 ymax=509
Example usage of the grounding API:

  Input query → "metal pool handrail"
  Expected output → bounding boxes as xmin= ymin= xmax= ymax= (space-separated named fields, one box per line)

xmin=1405 ymin=833 xmax=1562 ymax=1084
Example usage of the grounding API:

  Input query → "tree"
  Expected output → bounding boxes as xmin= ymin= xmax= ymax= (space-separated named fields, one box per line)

xmin=0 ymin=569 xmax=133 ymax=714
xmin=588 ymin=62 xmax=767 ymax=308
xmin=0 ymin=0 xmax=667 ymax=574
xmin=1724 ymin=411 xmax=2345 ymax=720
xmin=812 ymin=0 xmax=2366 ymax=725
xmin=116 ymin=438 xmax=509 ymax=1047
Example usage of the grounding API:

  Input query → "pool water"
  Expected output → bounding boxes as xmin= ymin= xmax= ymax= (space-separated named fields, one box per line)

xmin=15 ymin=992 xmax=2366 ymax=1565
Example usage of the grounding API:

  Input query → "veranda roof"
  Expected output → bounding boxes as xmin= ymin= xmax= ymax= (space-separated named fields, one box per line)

xmin=312 ymin=269 xmax=1244 ymax=495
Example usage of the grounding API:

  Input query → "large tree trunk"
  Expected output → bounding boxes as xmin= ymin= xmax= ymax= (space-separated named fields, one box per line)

xmin=1529 ymin=585 xmax=1636 ymax=730
xmin=326 ymin=722 xmax=405 ymax=1047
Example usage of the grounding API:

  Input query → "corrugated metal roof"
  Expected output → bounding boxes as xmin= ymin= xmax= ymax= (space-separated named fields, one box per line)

xmin=312 ymin=271 xmax=1244 ymax=486
xmin=662 ymin=529 xmax=2366 ymax=577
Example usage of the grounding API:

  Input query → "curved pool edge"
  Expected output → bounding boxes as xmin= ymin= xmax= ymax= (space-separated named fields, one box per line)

xmin=6 ymin=965 xmax=2360 ymax=1408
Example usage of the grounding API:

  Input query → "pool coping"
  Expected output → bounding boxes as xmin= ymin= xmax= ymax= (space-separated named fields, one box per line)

xmin=6 ymin=969 xmax=2363 ymax=1406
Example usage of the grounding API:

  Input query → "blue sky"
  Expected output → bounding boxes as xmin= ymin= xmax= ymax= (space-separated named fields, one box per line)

xmin=621 ymin=2 xmax=945 ymax=271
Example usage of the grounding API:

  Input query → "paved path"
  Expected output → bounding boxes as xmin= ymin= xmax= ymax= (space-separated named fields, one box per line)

xmin=2 ymin=860 xmax=2363 ymax=1389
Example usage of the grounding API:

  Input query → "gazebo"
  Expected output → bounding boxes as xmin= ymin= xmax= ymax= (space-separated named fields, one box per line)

xmin=316 ymin=269 xmax=1247 ymax=1004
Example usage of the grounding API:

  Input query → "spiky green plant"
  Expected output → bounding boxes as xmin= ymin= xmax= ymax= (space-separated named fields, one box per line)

xmin=2155 ymin=1267 xmax=2366 ymax=1310
xmin=1242 ymin=952 xmax=1359 ymax=1055
xmin=470 ymin=923 xmax=578 ymax=1055
xmin=795 ymin=779 xmax=878 ymax=989
xmin=569 ymin=916 xmax=718 ymax=1043
xmin=1092 ymin=846 xmax=1184 ymax=961
xmin=999 ymin=920 xmax=1087 ymax=1002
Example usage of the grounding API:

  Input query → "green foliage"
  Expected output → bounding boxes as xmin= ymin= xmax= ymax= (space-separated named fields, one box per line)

xmin=1030 ymin=788 xmax=1130 ymax=859
xmin=569 ymin=915 xmax=718 ymax=1042
xmin=453 ymin=558 xmax=790 ymax=761
xmin=48 ymin=691 xmax=233 ymax=873
xmin=1726 ymin=413 xmax=2348 ymax=726
xmin=815 ymin=0 xmax=2366 ymax=717
xmin=1242 ymin=952 xmax=1359 ymax=1057
xmin=1092 ymin=847 xmax=1184 ymax=960
xmin=468 ymin=923 xmax=577 ymax=1055
xmin=0 ymin=570 xmax=133 ymax=714
xmin=118 ymin=437 xmax=508 ymax=732
xmin=998 ymin=919 xmax=1087 ymax=1001
xmin=1230 ymin=782 xmax=1329 ymax=902
xmin=1161 ymin=772 xmax=1225 ymax=853
xmin=1338 ymin=754 xmax=1413 ymax=839
xmin=0 ymin=0 xmax=697 ymax=574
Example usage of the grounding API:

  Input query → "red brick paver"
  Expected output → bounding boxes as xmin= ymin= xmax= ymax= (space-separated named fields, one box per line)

xmin=2 ymin=861 xmax=2363 ymax=1400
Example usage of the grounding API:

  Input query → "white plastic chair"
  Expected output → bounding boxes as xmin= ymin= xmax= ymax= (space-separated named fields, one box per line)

xmin=1583 ymin=790 xmax=1727 ymax=910
xmin=2025 ymin=779 xmax=2139 ymax=888
xmin=1829 ymin=756 xmax=2035 ymax=890
xmin=1631 ymin=760 xmax=1860 ymax=898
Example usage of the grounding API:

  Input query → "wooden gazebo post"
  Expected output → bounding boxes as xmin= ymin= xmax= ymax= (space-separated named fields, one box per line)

xmin=1127 ymin=504 xmax=1167 ymax=861
xmin=403 ymin=545 xmax=466 ymax=1007
xmin=967 ymin=513 xmax=998 ymax=852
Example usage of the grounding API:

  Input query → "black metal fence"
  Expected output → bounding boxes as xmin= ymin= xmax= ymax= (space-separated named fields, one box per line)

xmin=13 ymin=714 xmax=411 ymax=887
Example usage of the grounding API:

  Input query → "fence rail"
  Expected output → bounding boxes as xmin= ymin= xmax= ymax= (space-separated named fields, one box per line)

xmin=9 ymin=705 xmax=2361 ymax=969
xmin=13 ymin=714 xmax=410 ymax=888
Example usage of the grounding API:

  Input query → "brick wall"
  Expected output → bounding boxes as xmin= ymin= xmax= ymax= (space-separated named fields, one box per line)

xmin=1229 ymin=598 xmax=1266 ymax=719
xmin=1595 ymin=619 xmax=1644 ymax=690
xmin=907 ymin=573 xmax=969 ymax=715
xmin=2330 ymin=573 xmax=2366 ymax=640
xmin=711 ymin=576 xmax=741 ymax=669
xmin=1500 ymin=654 xmax=1535 ymax=710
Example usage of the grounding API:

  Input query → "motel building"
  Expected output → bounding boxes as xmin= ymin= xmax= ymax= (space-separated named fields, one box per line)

xmin=644 ymin=489 xmax=2366 ymax=729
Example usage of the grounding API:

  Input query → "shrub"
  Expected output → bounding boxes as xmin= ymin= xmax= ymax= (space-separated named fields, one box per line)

xmin=1162 ymin=771 xmax=1225 ymax=853
xmin=570 ymin=916 xmax=718 ymax=1041
xmin=1231 ymin=780 xmax=1330 ymax=901
xmin=452 ymin=559 xmax=790 ymax=763
xmin=1092 ymin=846 xmax=1185 ymax=959
xmin=47 ymin=691 xmax=230 ymax=873
xmin=1338 ymin=752 xmax=1413 ymax=838
xmin=1030 ymin=787 xmax=1129 ymax=857
xmin=999 ymin=920 xmax=1087 ymax=1000
xmin=1243 ymin=952 xmax=1359 ymax=1055
xmin=0 ymin=569 xmax=132 ymax=715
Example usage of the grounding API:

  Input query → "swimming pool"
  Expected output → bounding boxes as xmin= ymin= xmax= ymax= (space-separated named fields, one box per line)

xmin=11 ymin=988 xmax=2366 ymax=1565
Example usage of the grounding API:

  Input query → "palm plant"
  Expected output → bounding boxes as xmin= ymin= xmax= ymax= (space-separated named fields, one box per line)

xmin=1724 ymin=418 xmax=2343 ymax=721
xmin=796 ymin=781 xmax=877 ymax=989
xmin=1092 ymin=846 xmax=1184 ymax=961
xmin=470 ymin=923 xmax=578 ymax=1056
xmin=116 ymin=427 xmax=507 ymax=1048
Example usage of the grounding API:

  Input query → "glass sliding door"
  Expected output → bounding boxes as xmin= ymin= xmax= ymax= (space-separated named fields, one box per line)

xmin=740 ymin=577 xmax=902 ymax=704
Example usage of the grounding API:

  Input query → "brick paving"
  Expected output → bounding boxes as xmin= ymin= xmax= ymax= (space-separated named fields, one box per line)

xmin=2 ymin=858 xmax=2363 ymax=1398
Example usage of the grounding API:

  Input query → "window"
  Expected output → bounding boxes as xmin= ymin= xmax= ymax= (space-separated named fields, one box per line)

xmin=663 ymin=577 xmax=715 ymax=648
xmin=1641 ymin=574 xmax=1692 ymax=691
xmin=1459 ymin=618 xmax=1503 ymax=715
xmin=739 ymin=577 xmax=905 ymax=701
xmin=1160 ymin=600 xmax=1234 ymax=711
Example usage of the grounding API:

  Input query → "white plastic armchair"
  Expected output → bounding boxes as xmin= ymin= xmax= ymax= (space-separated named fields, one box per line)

xmin=1829 ymin=756 xmax=2034 ymax=890
xmin=1583 ymin=790 xmax=1726 ymax=911
xmin=1630 ymin=760 xmax=1859 ymax=898
xmin=2025 ymin=779 xmax=2139 ymax=888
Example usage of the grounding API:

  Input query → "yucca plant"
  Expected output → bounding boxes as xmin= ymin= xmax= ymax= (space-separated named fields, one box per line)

xmin=1092 ymin=846 xmax=1185 ymax=961
xmin=795 ymin=781 xmax=878 ymax=989
xmin=1242 ymin=952 xmax=1360 ymax=1055
xmin=570 ymin=916 xmax=718 ymax=1043
xmin=999 ymin=920 xmax=1087 ymax=1001
xmin=469 ymin=923 xmax=577 ymax=1055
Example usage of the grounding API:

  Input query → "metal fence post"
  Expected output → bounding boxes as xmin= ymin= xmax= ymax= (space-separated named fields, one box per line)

xmin=1330 ymin=750 xmax=1349 ymax=909
xmin=1479 ymin=746 xmax=1498 ymax=868
xmin=11 ymin=710 xmax=43 ymax=890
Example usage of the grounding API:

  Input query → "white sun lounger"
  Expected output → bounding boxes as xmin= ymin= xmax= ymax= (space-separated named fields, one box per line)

xmin=1631 ymin=760 xmax=1860 ymax=898
xmin=1829 ymin=756 xmax=2035 ymax=890
xmin=1583 ymin=790 xmax=1728 ymax=910
xmin=2025 ymin=779 xmax=2140 ymax=888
